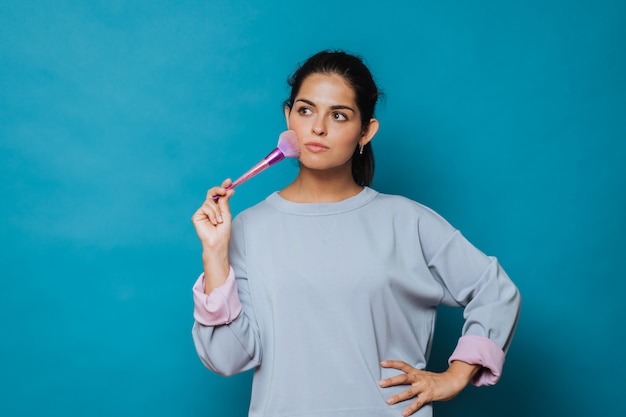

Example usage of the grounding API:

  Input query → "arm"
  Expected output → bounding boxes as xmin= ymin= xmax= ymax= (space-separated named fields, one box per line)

xmin=191 ymin=240 xmax=263 ymax=375
xmin=190 ymin=181 xmax=262 ymax=376
xmin=429 ymin=231 xmax=521 ymax=384
xmin=381 ymin=222 xmax=521 ymax=415
xmin=191 ymin=179 xmax=234 ymax=294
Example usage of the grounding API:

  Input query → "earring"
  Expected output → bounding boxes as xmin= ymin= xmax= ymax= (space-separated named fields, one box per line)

xmin=359 ymin=144 xmax=364 ymax=155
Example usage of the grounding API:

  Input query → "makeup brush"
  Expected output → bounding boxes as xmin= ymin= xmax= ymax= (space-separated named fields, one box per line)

xmin=213 ymin=130 xmax=300 ymax=201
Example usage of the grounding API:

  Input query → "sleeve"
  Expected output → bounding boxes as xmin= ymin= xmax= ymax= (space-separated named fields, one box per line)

xmin=191 ymin=215 xmax=263 ymax=377
xmin=425 ymin=226 xmax=521 ymax=386
xmin=192 ymin=268 xmax=242 ymax=326
xmin=448 ymin=335 xmax=505 ymax=386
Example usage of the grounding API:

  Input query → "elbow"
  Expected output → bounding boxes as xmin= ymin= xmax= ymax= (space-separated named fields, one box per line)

xmin=191 ymin=321 xmax=261 ymax=377
xmin=509 ymin=283 xmax=522 ymax=316
xmin=198 ymin=350 xmax=260 ymax=377
xmin=198 ymin=355 xmax=244 ymax=377
xmin=500 ymin=284 xmax=521 ymax=353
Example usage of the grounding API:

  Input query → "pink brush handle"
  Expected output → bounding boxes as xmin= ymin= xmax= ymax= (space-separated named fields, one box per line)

xmin=212 ymin=148 xmax=285 ymax=201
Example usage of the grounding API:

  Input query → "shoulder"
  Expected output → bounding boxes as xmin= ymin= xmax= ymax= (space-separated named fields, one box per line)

xmin=370 ymin=189 xmax=457 ymax=235
xmin=371 ymin=190 xmax=422 ymax=209
xmin=371 ymin=189 xmax=448 ymax=219
xmin=232 ymin=198 xmax=273 ymax=225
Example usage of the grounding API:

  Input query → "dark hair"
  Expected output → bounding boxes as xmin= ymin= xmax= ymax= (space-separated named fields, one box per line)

xmin=284 ymin=50 xmax=382 ymax=186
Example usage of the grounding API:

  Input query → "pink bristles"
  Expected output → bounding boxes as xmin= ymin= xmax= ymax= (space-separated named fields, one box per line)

xmin=276 ymin=130 xmax=300 ymax=159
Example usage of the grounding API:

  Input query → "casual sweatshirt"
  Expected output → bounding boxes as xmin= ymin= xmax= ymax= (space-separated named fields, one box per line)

xmin=192 ymin=187 xmax=521 ymax=417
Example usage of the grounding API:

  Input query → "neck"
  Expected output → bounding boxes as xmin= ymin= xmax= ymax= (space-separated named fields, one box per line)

xmin=279 ymin=167 xmax=364 ymax=203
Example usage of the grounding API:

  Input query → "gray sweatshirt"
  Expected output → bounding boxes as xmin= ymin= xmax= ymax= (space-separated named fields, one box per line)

xmin=192 ymin=187 xmax=521 ymax=417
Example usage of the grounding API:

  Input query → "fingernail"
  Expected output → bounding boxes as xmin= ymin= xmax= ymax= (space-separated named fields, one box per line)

xmin=217 ymin=215 xmax=223 ymax=223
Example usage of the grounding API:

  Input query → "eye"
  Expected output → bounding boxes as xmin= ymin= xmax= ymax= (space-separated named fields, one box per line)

xmin=331 ymin=112 xmax=347 ymax=121
xmin=297 ymin=106 xmax=312 ymax=116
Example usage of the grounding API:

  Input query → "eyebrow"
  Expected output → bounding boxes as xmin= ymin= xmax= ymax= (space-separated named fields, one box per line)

xmin=295 ymin=99 xmax=356 ymax=113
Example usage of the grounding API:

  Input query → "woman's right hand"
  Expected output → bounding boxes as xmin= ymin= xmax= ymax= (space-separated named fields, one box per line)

xmin=191 ymin=179 xmax=235 ymax=292
xmin=192 ymin=179 xmax=235 ymax=249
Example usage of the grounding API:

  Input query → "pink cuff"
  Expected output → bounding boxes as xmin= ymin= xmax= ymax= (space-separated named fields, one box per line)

xmin=448 ymin=335 xmax=505 ymax=386
xmin=192 ymin=267 xmax=242 ymax=326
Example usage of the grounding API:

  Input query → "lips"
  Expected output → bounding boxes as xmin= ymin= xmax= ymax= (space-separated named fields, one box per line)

xmin=304 ymin=142 xmax=329 ymax=153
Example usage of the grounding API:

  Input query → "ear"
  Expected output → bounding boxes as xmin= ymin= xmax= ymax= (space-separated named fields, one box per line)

xmin=284 ymin=106 xmax=291 ymax=128
xmin=359 ymin=118 xmax=379 ymax=147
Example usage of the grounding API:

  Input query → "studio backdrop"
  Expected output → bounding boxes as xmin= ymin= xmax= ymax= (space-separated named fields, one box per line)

xmin=1 ymin=1 xmax=624 ymax=416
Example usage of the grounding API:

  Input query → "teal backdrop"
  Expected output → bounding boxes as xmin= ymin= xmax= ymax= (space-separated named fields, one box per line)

xmin=1 ymin=1 xmax=624 ymax=416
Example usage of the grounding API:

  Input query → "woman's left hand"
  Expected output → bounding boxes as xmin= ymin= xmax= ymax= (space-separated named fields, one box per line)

xmin=379 ymin=360 xmax=480 ymax=417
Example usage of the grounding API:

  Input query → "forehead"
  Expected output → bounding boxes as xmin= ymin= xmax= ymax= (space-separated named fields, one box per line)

xmin=296 ymin=73 xmax=357 ymax=105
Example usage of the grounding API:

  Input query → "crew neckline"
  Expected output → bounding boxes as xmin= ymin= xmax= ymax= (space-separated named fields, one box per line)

xmin=265 ymin=187 xmax=378 ymax=215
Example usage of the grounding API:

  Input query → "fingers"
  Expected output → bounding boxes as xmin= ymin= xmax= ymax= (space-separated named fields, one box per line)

xmin=379 ymin=372 xmax=410 ymax=388
xmin=191 ymin=180 xmax=235 ymax=229
xmin=193 ymin=200 xmax=222 ymax=226
xmin=385 ymin=385 xmax=430 ymax=405
xmin=382 ymin=383 xmax=432 ymax=417
xmin=401 ymin=399 xmax=429 ymax=417
xmin=380 ymin=360 xmax=414 ymax=373
xmin=210 ymin=179 xmax=233 ymax=201
xmin=379 ymin=360 xmax=419 ymax=387
xmin=205 ymin=180 xmax=234 ymax=223
xmin=221 ymin=178 xmax=233 ymax=189
xmin=209 ymin=192 xmax=233 ymax=223
xmin=379 ymin=361 xmax=466 ymax=416
xmin=379 ymin=360 xmax=432 ymax=416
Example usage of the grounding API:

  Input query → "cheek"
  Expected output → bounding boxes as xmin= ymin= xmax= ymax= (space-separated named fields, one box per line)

xmin=287 ymin=114 xmax=307 ymax=132
xmin=336 ymin=127 xmax=364 ymax=147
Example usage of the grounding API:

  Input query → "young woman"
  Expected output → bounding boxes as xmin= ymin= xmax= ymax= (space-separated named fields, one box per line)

xmin=191 ymin=50 xmax=521 ymax=417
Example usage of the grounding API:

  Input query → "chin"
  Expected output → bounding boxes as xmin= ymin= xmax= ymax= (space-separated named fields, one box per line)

xmin=300 ymin=159 xmax=352 ymax=175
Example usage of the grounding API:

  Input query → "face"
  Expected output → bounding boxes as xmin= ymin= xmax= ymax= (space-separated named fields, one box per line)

xmin=285 ymin=73 xmax=378 ymax=174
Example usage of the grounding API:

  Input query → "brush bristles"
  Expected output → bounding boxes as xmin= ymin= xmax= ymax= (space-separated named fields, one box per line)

xmin=276 ymin=130 xmax=300 ymax=158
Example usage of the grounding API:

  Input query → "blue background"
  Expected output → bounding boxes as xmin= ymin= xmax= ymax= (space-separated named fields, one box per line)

xmin=1 ymin=1 xmax=624 ymax=416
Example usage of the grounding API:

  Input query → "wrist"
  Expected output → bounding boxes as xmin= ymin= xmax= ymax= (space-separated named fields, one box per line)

xmin=446 ymin=360 xmax=481 ymax=389
xmin=201 ymin=246 xmax=228 ymax=261
xmin=200 ymin=236 xmax=229 ymax=252
xmin=201 ymin=251 xmax=230 ymax=294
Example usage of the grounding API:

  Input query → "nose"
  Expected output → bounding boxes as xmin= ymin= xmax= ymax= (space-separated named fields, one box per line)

xmin=311 ymin=116 xmax=326 ymax=136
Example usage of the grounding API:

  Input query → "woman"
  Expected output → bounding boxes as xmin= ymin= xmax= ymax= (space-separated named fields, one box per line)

xmin=191 ymin=50 xmax=521 ymax=417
